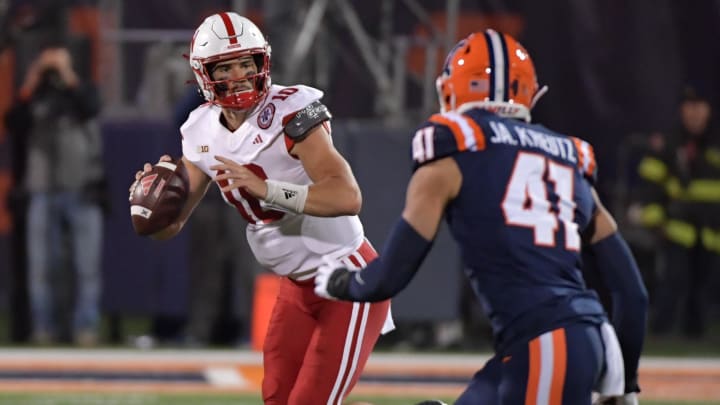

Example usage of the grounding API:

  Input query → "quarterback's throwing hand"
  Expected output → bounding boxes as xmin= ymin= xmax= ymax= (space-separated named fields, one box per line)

xmin=128 ymin=155 xmax=173 ymax=201
xmin=314 ymin=257 xmax=353 ymax=300
xmin=211 ymin=155 xmax=267 ymax=199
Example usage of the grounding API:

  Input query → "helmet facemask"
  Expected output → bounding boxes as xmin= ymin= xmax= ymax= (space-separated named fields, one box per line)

xmin=192 ymin=50 xmax=270 ymax=110
xmin=188 ymin=12 xmax=272 ymax=111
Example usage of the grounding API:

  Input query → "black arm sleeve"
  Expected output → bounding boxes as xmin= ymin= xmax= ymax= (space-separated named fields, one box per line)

xmin=590 ymin=233 xmax=649 ymax=393
xmin=347 ymin=218 xmax=433 ymax=302
xmin=283 ymin=100 xmax=332 ymax=141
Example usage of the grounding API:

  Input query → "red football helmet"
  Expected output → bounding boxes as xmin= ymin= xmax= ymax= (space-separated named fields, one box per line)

xmin=436 ymin=29 xmax=546 ymax=121
xmin=189 ymin=12 xmax=271 ymax=110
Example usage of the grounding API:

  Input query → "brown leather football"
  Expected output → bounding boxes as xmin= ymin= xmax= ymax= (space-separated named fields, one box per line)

xmin=129 ymin=159 xmax=189 ymax=236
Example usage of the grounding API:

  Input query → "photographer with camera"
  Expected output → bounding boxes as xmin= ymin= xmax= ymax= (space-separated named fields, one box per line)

xmin=4 ymin=45 xmax=106 ymax=346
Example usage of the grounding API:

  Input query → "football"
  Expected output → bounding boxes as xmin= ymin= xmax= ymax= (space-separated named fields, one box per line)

xmin=129 ymin=159 xmax=189 ymax=236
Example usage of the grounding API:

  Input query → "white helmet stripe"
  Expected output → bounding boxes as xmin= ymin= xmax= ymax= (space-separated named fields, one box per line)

xmin=485 ymin=29 xmax=506 ymax=102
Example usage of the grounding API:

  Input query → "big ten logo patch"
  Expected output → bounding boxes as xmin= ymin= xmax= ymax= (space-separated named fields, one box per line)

xmin=0 ymin=170 xmax=12 ymax=235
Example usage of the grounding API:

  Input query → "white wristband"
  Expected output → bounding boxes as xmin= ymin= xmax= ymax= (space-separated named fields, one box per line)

xmin=264 ymin=180 xmax=309 ymax=213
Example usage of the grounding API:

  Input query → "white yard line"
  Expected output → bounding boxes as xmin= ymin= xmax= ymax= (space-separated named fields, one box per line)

xmin=0 ymin=349 xmax=717 ymax=370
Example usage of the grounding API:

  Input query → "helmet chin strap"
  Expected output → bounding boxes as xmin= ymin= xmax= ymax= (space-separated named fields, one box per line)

xmin=210 ymin=73 xmax=267 ymax=110
xmin=215 ymin=89 xmax=258 ymax=110
xmin=450 ymin=85 xmax=548 ymax=121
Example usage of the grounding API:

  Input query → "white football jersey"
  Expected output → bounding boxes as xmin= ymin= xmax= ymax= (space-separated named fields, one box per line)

xmin=181 ymin=84 xmax=365 ymax=279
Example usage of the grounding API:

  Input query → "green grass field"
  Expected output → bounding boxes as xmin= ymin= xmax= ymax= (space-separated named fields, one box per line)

xmin=0 ymin=393 xmax=716 ymax=405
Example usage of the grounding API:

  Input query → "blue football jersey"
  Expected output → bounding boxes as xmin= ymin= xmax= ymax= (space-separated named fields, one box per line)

xmin=411 ymin=108 xmax=607 ymax=351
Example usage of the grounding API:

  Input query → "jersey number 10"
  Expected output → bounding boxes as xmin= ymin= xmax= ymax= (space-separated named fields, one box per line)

xmin=217 ymin=163 xmax=285 ymax=224
xmin=501 ymin=152 xmax=581 ymax=251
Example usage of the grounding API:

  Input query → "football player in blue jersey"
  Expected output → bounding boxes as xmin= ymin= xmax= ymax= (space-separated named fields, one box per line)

xmin=315 ymin=30 xmax=648 ymax=405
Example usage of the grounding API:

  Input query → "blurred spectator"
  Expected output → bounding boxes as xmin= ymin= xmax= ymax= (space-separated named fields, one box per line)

xmin=172 ymin=86 xmax=261 ymax=347
xmin=630 ymin=84 xmax=720 ymax=337
xmin=4 ymin=45 xmax=106 ymax=346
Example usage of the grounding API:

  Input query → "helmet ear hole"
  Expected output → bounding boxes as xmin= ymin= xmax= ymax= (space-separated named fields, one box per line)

xmin=205 ymin=62 xmax=217 ymax=80
xmin=252 ymin=54 xmax=264 ymax=70
xmin=252 ymin=54 xmax=268 ymax=91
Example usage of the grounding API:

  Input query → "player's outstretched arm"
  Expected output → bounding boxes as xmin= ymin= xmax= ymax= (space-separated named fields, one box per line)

xmin=315 ymin=157 xmax=461 ymax=302
xmin=587 ymin=188 xmax=648 ymax=394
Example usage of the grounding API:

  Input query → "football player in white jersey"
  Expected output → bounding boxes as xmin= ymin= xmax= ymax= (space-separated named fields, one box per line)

xmin=130 ymin=12 xmax=392 ymax=405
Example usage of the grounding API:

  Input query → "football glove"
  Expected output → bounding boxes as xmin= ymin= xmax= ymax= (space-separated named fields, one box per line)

xmin=594 ymin=393 xmax=638 ymax=405
xmin=314 ymin=257 xmax=353 ymax=300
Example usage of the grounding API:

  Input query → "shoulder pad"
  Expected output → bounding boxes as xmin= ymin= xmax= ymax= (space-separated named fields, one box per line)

xmin=411 ymin=111 xmax=487 ymax=171
xmin=569 ymin=136 xmax=598 ymax=184
xmin=283 ymin=100 xmax=332 ymax=141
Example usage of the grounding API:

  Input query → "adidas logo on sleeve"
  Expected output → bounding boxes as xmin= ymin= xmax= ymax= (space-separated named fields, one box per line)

xmin=283 ymin=188 xmax=298 ymax=200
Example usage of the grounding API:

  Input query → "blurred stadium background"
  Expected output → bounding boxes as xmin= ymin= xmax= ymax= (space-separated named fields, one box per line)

xmin=0 ymin=0 xmax=719 ymax=403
